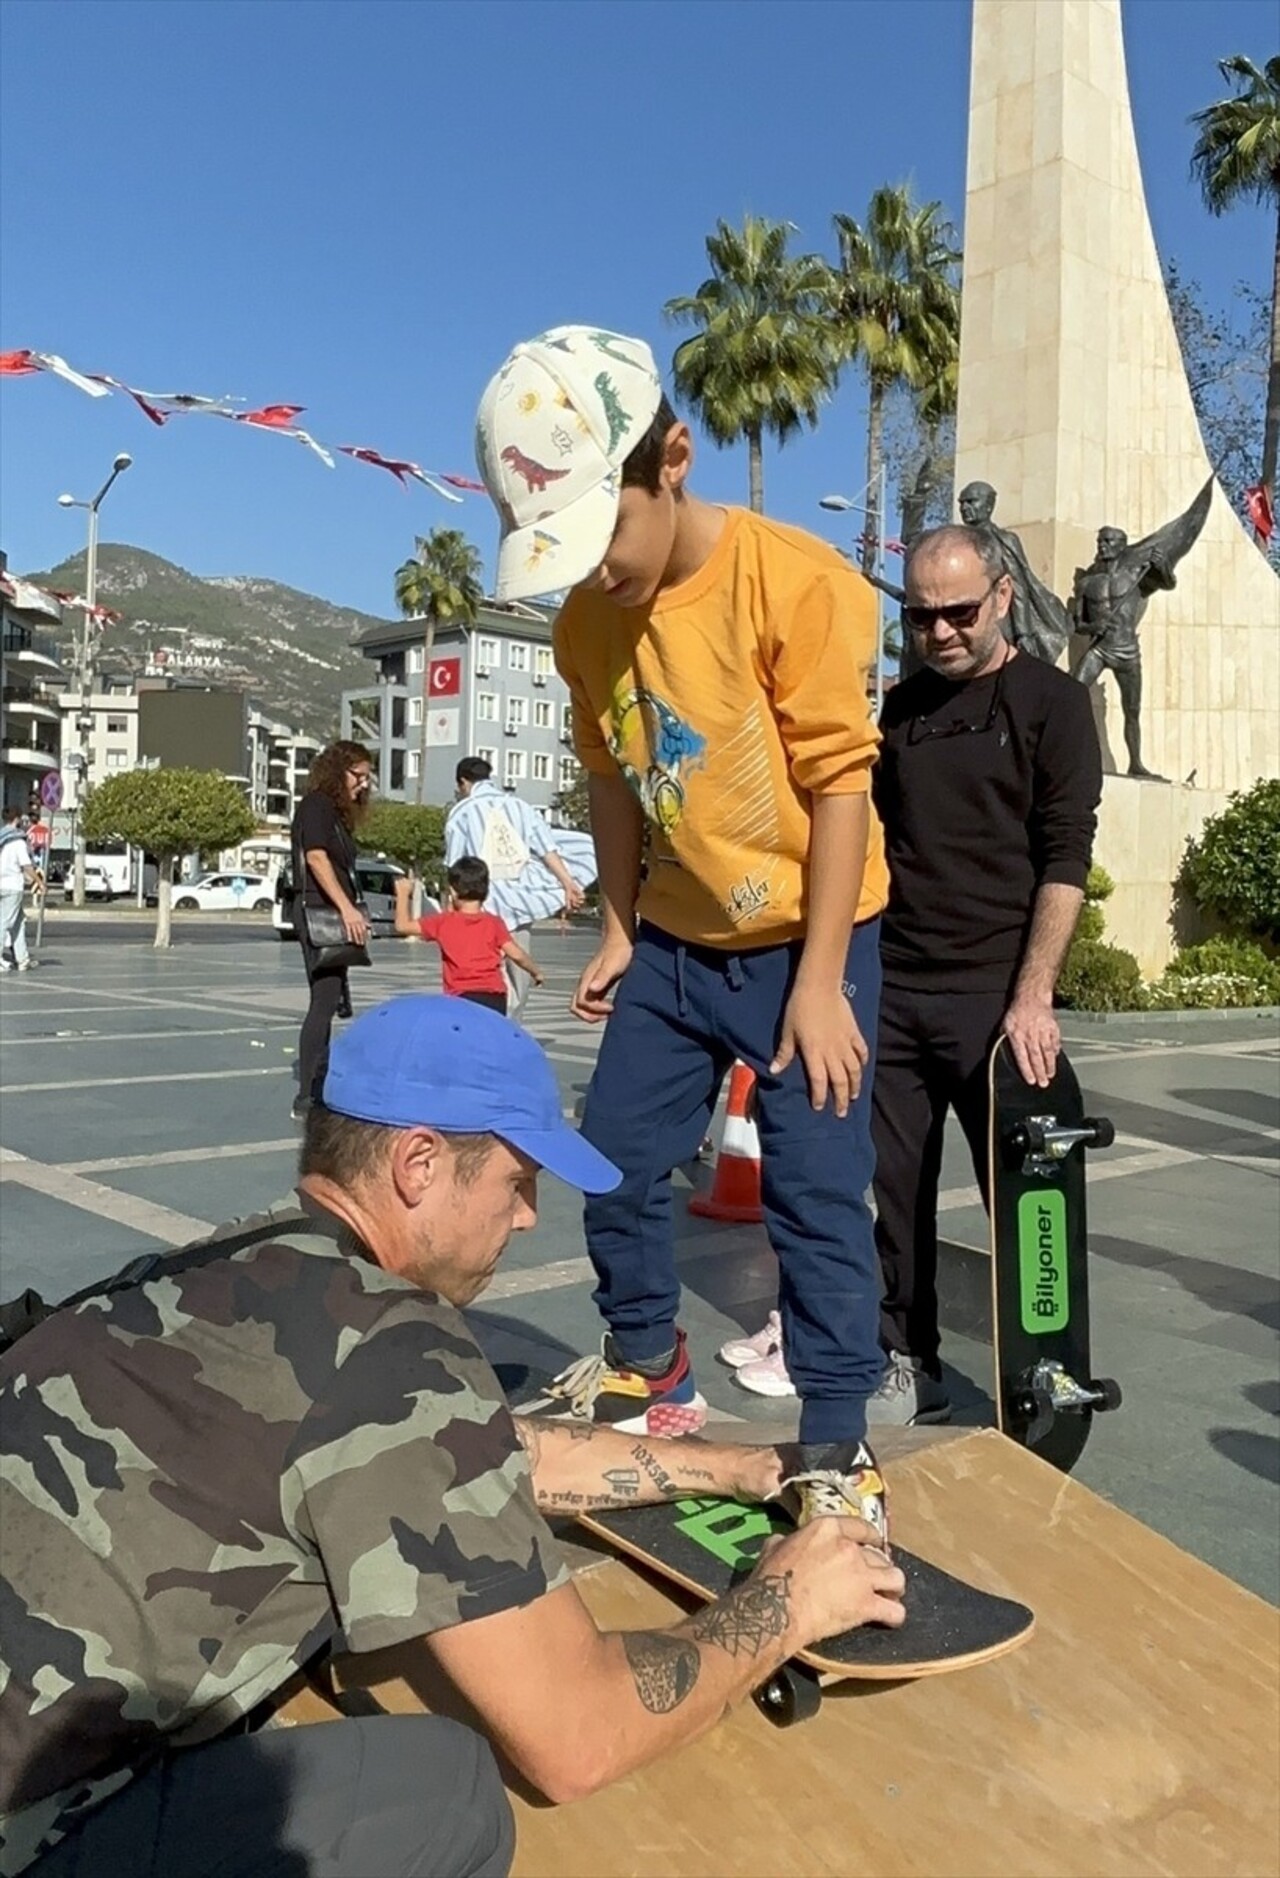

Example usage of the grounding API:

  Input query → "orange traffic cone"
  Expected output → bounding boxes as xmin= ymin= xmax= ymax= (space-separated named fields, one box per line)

xmin=690 ymin=1062 xmax=764 ymax=1224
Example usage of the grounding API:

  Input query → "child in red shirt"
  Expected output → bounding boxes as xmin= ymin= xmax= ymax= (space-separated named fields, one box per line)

xmin=394 ymin=857 xmax=542 ymax=1015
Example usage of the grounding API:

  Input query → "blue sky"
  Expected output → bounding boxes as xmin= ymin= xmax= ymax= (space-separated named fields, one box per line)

xmin=0 ymin=0 xmax=1271 ymax=615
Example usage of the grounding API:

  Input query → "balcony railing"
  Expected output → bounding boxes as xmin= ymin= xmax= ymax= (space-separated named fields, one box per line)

xmin=2 ymin=683 xmax=59 ymax=711
xmin=2 ymin=633 xmax=64 ymax=673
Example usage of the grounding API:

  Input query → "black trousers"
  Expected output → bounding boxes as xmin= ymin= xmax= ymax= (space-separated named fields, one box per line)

xmin=297 ymin=943 xmax=351 ymax=1105
xmin=32 ymin=1715 xmax=514 ymax=1878
xmin=460 ymin=990 xmax=508 ymax=1016
xmin=871 ymin=980 xmax=1010 ymax=1370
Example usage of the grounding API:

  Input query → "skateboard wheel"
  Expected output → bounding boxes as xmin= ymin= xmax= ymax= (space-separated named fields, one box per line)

xmin=1083 ymin=1116 xmax=1115 ymax=1150
xmin=1026 ymin=1387 xmax=1056 ymax=1446
xmin=1095 ymin=1377 xmax=1123 ymax=1412
xmin=754 ymin=1664 xmax=822 ymax=1727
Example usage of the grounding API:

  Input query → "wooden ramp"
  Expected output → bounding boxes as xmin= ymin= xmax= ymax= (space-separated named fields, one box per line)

xmin=294 ymin=1429 xmax=1280 ymax=1878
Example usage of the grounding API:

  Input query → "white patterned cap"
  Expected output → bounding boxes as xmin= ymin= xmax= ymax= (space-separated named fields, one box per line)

xmin=476 ymin=326 xmax=663 ymax=601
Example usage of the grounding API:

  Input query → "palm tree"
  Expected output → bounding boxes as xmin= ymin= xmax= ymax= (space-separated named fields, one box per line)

xmin=393 ymin=528 xmax=484 ymax=801
xmin=1190 ymin=55 xmax=1280 ymax=514
xmin=898 ymin=359 xmax=958 ymax=547
xmin=825 ymin=186 xmax=961 ymax=567
xmin=665 ymin=215 xmax=836 ymax=512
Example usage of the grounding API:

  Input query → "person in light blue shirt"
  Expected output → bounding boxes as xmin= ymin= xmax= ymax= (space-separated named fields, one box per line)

xmin=444 ymin=758 xmax=596 ymax=1012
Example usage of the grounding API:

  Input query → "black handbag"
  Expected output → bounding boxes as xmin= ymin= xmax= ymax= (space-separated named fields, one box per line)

xmin=295 ymin=846 xmax=371 ymax=971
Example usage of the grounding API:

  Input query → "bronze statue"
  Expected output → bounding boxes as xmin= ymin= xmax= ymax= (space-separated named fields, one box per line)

xmin=1067 ymin=477 xmax=1213 ymax=780
xmin=957 ymin=482 xmax=1072 ymax=664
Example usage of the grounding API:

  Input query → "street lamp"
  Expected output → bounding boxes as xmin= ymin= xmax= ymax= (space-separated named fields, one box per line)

xmin=57 ymin=453 xmax=132 ymax=906
xmin=818 ymin=469 xmax=892 ymax=713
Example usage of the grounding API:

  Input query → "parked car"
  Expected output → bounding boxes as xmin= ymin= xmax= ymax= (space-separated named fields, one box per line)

xmin=62 ymin=865 xmax=115 ymax=903
xmin=273 ymin=854 xmax=435 ymax=940
xmin=172 ymin=872 xmax=276 ymax=913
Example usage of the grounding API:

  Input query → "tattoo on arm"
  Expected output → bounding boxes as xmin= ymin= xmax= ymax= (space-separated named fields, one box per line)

xmin=621 ymin=1631 xmax=701 ymax=1713
xmin=688 ymin=1574 xmax=792 ymax=1659
xmin=601 ymin=1468 xmax=641 ymax=1499
xmin=631 ymin=1442 xmax=716 ymax=1498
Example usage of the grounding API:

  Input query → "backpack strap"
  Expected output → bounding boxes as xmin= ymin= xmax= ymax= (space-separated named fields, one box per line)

xmin=0 ymin=1212 xmax=314 ymax=1356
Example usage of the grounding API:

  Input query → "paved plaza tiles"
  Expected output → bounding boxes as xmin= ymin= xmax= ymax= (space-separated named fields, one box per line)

xmin=1 ymin=910 xmax=1276 ymax=1601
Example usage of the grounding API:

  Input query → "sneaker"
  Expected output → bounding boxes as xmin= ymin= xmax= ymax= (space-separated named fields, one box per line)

xmin=526 ymin=1329 xmax=707 ymax=1436
xmin=718 ymin=1310 xmax=783 ymax=1369
xmin=866 ymin=1351 xmax=952 ymax=1427
xmin=777 ymin=1439 xmax=890 ymax=1557
xmin=734 ymin=1346 xmax=797 ymax=1398
xmin=15 ymin=960 xmax=35 ymax=972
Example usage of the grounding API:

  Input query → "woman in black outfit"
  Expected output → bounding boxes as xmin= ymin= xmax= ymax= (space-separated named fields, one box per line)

xmin=290 ymin=740 xmax=373 ymax=1119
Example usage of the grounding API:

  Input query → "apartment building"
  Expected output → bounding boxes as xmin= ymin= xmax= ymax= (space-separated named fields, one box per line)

xmin=0 ymin=556 xmax=64 ymax=816
xmin=248 ymin=710 xmax=321 ymax=827
xmin=55 ymin=673 xmax=140 ymax=806
xmin=342 ymin=601 xmax=581 ymax=815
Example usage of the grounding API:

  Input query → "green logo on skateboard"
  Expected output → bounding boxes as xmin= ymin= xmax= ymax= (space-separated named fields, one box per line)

xmin=1018 ymin=1190 xmax=1070 ymax=1333
xmin=671 ymin=1497 xmax=784 ymax=1570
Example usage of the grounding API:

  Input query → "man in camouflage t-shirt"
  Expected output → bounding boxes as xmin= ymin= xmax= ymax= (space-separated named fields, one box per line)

xmin=1 ymin=997 xmax=905 ymax=1877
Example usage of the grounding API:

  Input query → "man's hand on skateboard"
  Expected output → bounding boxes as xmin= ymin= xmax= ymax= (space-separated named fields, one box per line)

xmin=1003 ymin=993 xmax=1062 ymax=1089
xmin=757 ymin=1519 xmax=906 ymax=1640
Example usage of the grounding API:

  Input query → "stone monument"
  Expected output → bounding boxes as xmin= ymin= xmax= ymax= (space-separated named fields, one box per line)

xmin=954 ymin=0 xmax=1280 ymax=970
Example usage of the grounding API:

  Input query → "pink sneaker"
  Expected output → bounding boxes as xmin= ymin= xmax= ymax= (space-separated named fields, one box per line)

xmin=734 ymin=1346 xmax=797 ymax=1398
xmin=718 ymin=1310 xmax=782 ymax=1370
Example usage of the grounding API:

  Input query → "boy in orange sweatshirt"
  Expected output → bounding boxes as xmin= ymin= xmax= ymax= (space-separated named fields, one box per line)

xmin=474 ymin=326 xmax=888 ymax=1520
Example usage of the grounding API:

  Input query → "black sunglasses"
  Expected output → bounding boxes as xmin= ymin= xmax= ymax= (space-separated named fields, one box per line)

xmin=904 ymin=578 xmax=1000 ymax=633
xmin=908 ymin=660 xmax=1008 ymax=744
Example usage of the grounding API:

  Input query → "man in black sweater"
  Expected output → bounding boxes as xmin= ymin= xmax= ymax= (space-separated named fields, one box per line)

xmin=867 ymin=524 xmax=1102 ymax=1425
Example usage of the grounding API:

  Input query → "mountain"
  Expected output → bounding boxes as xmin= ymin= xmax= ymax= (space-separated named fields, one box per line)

xmin=26 ymin=544 xmax=395 ymax=738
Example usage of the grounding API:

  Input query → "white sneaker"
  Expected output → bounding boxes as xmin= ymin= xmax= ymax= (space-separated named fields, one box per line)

xmin=734 ymin=1346 xmax=797 ymax=1398
xmin=718 ymin=1309 xmax=783 ymax=1369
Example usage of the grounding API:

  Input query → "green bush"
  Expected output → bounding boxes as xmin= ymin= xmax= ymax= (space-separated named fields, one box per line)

xmin=1178 ymin=779 xmax=1280 ymax=942
xmin=1075 ymin=902 xmax=1106 ymax=944
xmin=1166 ymin=936 xmax=1280 ymax=989
xmin=1055 ymin=939 xmax=1146 ymax=1012
xmin=1148 ymin=937 xmax=1280 ymax=1009
xmin=1084 ymin=864 xmax=1115 ymax=905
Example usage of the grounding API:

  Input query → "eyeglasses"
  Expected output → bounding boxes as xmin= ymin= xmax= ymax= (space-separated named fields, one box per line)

xmin=904 ymin=579 xmax=1000 ymax=634
xmin=907 ymin=660 xmax=1008 ymax=743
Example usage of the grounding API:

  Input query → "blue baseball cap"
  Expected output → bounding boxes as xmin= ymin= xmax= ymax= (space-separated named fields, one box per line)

xmin=323 ymin=995 xmax=621 ymax=1195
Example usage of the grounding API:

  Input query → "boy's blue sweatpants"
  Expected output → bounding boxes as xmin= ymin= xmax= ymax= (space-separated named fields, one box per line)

xmin=580 ymin=918 xmax=884 ymax=1444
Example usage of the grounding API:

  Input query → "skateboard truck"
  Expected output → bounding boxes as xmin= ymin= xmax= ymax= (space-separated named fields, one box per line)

xmin=1012 ymin=1360 xmax=1124 ymax=1445
xmin=1006 ymin=1113 xmax=1115 ymax=1179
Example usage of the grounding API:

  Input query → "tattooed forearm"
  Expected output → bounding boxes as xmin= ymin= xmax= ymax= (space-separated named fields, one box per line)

xmin=621 ymin=1630 xmax=701 ymax=1713
xmin=516 ymin=1418 xmax=747 ymax=1512
xmin=688 ymin=1573 xmax=792 ymax=1660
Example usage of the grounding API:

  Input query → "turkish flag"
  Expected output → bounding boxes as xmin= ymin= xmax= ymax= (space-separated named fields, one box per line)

xmin=238 ymin=404 xmax=305 ymax=429
xmin=1245 ymin=483 xmax=1274 ymax=543
xmin=428 ymin=656 xmax=461 ymax=698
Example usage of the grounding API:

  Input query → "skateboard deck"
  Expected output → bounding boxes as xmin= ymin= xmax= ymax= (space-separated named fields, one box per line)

xmin=987 ymin=1036 xmax=1121 ymax=1473
xmin=579 ymin=1495 xmax=1034 ymax=1725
